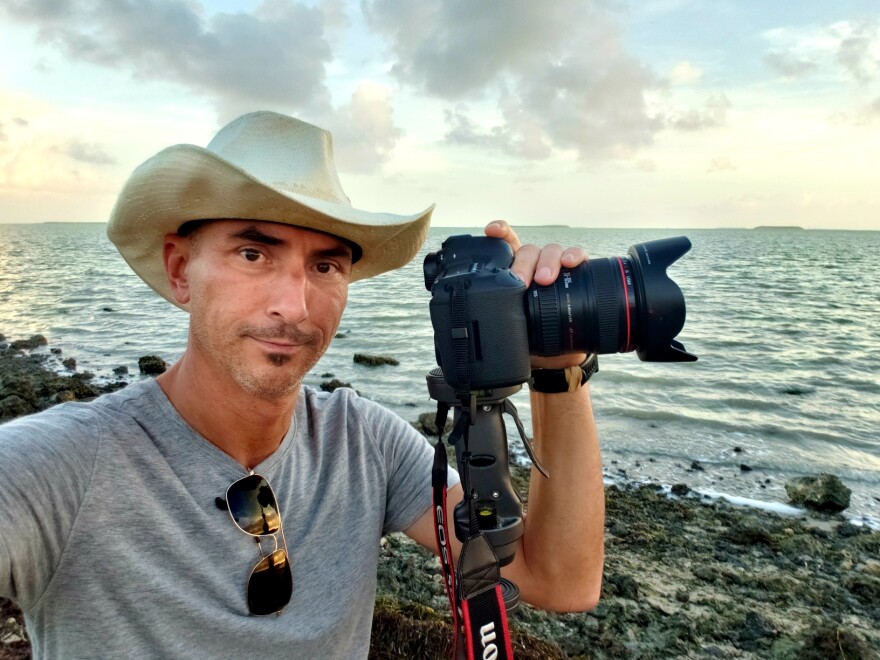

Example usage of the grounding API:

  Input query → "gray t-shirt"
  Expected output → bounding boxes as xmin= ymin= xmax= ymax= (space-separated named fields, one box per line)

xmin=0 ymin=378 xmax=455 ymax=659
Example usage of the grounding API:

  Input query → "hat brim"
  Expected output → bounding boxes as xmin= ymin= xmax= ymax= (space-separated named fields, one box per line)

xmin=108 ymin=144 xmax=433 ymax=310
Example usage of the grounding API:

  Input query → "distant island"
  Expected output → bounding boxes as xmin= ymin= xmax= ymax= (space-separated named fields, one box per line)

xmin=753 ymin=225 xmax=805 ymax=230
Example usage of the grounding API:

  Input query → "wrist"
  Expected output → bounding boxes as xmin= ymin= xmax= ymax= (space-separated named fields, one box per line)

xmin=529 ymin=354 xmax=598 ymax=394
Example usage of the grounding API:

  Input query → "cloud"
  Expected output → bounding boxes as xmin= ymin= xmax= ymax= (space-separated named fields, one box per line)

xmin=832 ymin=19 xmax=880 ymax=83
xmin=829 ymin=94 xmax=880 ymax=126
xmin=324 ymin=83 xmax=401 ymax=174
xmin=707 ymin=155 xmax=736 ymax=173
xmin=365 ymin=0 xmax=662 ymax=160
xmin=1 ymin=0 xmax=336 ymax=120
xmin=763 ymin=51 xmax=819 ymax=78
xmin=763 ymin=20 xmax=880 ymax=84
xmin=2 ymin=0 xmax=407 ymax=172
xmin=667 ymin=94 xmax=730 ymax=131
xmin=53 ymin=139 xmax=116 ymax=165
xmin=669 ymin=61 xmax=702 ymax=84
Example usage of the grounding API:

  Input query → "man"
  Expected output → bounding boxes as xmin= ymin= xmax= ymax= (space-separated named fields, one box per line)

xmin=0 ymin=111 xmax=604 ymax=658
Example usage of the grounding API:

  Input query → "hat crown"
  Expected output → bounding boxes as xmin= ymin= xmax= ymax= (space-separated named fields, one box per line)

xmin=205 ymin=111 xmax=351 ymax=207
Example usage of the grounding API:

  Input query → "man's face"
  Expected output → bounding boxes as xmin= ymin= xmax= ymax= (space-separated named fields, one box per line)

xmin=178 ymin=220 xmax=353 ymax=400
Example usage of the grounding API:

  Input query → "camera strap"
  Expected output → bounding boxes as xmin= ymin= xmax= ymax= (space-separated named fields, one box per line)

xmin=433 ymin=406 xmax=514 ymax=660
xmin=432 ymin=403 xmax=460 ymax=655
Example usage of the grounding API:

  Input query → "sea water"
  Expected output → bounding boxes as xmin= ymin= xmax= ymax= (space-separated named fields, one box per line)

xmin=0 ymin=223 xmax=877 ymax=523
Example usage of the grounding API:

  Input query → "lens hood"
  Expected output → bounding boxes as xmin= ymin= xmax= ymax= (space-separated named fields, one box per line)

xmin=628 ymin=237 xmax=698 ymax=362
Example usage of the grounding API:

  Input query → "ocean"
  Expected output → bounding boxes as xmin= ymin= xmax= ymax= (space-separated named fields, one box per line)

xmin=1 ymin=222 xmax=878 ymax=524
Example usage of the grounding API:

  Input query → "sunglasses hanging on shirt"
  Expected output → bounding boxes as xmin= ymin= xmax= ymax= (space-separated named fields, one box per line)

xmin=224 ymin=473 xmax=293 ymax=616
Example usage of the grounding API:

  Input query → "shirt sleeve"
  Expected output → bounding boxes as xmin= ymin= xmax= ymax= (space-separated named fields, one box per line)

xmin=354 ymin=398 xmax=460 ymax=534
xmin=0 ymin=404 xmax=101 ymax=609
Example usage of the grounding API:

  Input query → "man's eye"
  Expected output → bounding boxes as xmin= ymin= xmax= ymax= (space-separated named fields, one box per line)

xmin=316 ymin=262 xmax=336 ymax=274
xmin=241 ymin=249 xmax=262 ymax=262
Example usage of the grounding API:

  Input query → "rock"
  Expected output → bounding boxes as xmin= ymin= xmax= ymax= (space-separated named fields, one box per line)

xmin=690 ymin=460 xmax=705 ymax=471
xmin=797 ymin=626 xmax=877 ymax=660
xmin=320 ymin=372 xmax=334 ymax=378
xmin=50 ymin=347 xmax=62 ymax=355
xmin=138 ymin=355 xmax=167 ymax=375
xmin=113 ymin=366 xmax=128 ymax=376
xmin=51 ymin=391 xmax=77 ymax=403
xmin=0 ymin=395 xmax=35 ymax=420
xmin=334 ymin=332 xmax=347 ymax=339
xmin=785 ymin=474 xmax=852 ymax=513
xmin=0 ymin=333 xmax=5 ymax=342
xmin=353 ymin=353 xmax=399 ymax=367
xmin=62 ymin=357 xmax=76 ymax=371
xmin=738 ymin=611 xmax=777 ymax=650
xmin=740 ymin=464 xmax=753 ymax=472
xmin=102 ymin=307 xmax=114 ymax=312
xmin=10 ymin=334 xmax=48 ymax=351
xmin=726 ymin=520 xmax=775 ymax=547
xmin=320 ymin=379 xmax=353 ymax=393
xmin=734 ymin=446 xmax=743 ymax=453
xmin=844 ymin=575 xmax=880 ymax=607
xmin=671 ymin=483 xmax=690 ymax=497
xmin=604 ymin=574 xmax=639 ymax=600
xmin=413 ymin=411 xmax=453 ymax=436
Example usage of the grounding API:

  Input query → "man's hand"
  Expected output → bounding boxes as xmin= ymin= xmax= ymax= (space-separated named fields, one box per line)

xmin=484 ymin=220 xmax=588 ymax=370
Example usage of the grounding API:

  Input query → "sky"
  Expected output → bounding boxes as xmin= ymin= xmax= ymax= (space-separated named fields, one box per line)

xmin=0 ymin=0 xmax=878 ymax=230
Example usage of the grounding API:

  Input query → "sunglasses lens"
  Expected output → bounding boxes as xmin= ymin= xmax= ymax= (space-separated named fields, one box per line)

xmin=248 ymin=549 xmax=293 ymax=615
xmin=227 ymin=474 xmax=281 ymax=536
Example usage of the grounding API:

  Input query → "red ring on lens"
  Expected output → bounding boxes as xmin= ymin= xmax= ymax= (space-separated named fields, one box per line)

xmin=616 ymin=257 xmax=634 ymax=352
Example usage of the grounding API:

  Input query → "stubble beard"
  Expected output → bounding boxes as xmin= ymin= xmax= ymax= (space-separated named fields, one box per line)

xmin=192 ymin=318 xmax=326 ymax=401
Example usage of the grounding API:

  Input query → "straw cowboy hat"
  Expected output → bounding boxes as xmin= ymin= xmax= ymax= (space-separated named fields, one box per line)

xmin=107 ymin=111 xmax=434 ymax=309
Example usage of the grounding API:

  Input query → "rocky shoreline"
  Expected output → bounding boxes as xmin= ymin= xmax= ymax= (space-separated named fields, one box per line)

xmin=1 ymin=337 xmax=878 ymax=659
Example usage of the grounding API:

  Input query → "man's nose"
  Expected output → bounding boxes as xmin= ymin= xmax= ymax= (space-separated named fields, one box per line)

xmin=267 ymin=267 xmax=310 ymax=323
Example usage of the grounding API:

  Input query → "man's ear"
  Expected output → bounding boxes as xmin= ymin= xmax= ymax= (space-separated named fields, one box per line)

xmin=163 ymin=233 xmax=192 ymax=305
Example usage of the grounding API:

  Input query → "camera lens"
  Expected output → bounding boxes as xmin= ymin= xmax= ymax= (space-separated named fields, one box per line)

xmin=524 ymin=236 xmax=697 ymax=362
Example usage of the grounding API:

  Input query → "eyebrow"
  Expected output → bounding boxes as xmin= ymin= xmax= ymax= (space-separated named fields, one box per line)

xmin=228 ymin=225 xmax=354 ymax=261
xmin=229 ymin=226 xmax=285 ymax=246
xmin=315 ymin=245 xmax=354 ymax=261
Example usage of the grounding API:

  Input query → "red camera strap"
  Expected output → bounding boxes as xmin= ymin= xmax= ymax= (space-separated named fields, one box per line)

xmin=433 ymin=409 xmax=514 ymax=660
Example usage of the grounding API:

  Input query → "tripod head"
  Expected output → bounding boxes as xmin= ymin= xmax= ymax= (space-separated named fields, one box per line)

xmin=426 ymin=368 xmax=532 ymax=567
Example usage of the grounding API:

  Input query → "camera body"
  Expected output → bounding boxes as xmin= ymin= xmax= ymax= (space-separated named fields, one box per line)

xmin=424 ymin=235 xmax=531 ymax=393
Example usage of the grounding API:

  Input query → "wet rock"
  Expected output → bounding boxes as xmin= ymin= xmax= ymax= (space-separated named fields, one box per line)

xmin=353 ymin=353 xmax=399 ymax=367
xmin=0 ymin=395 xmax=35 ymax=420
xmin=138 ymin=355 xmax=167 ymax=375
xmin=50 ymin=391 xmax=76 ymax=404
xmin=740 ymin=463 xmax=753 ymax=472
xmin=412 ymin=411 xmax=454 ymax=436
xmin=797 ymin=626 xmax=877 ymax=660
xmin=785 ymin=473 xmax=852 ymax=513
xmin=113 ymin=366 xmax=128 ymax=376
xmin=50 ymin=347 xmax=62 ymax=355
xmin=671 ymin=483 xmax=690 ymax=496
xmin=320 ymin=372 xmax=334 ymax=378
xmin=690 ymin=460 xmax=705 ymax=471
xmin=604 ymin=574 xmax=639 ymax=600
xmin=320 ymin=379 xmax=353 ymax=393
xmin=102 ymin=307 xmax=114 ymax=312
xmin=10 ymin=335 xmax=48 ymax=351
xmin=737 ymin=611 xmax=777 ymax=650
xmin=725 ymin=520 xmax=775 ymax=547
xmin=844 ymin=575 xmax=880 ymax=607
xmin=62 ymin=357 xmax=76 ymax=371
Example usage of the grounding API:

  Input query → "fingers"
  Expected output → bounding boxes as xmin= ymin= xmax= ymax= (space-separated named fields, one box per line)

xmin=484 ymin=220 xmax=587 ymax=287
xmin=484 ymin=220 xmax=521 ymax=252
